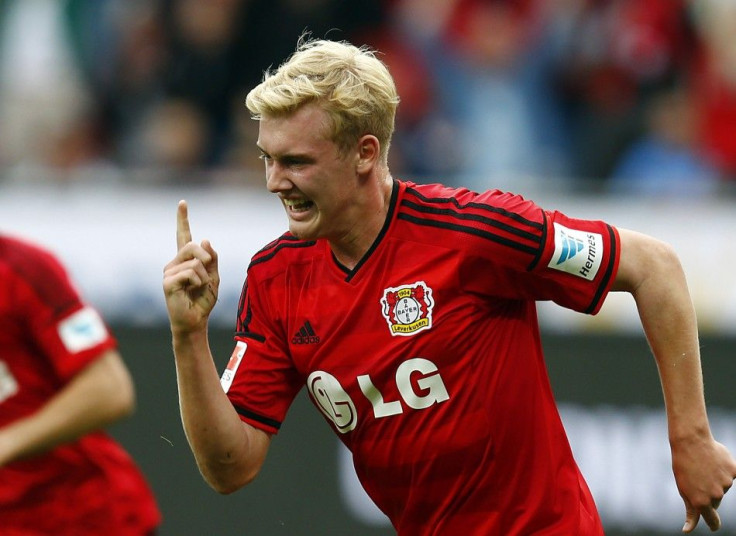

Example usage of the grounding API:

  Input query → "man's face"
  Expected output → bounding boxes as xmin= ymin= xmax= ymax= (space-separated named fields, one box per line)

xmin=257 ymin=103 xmax=359 ymax=242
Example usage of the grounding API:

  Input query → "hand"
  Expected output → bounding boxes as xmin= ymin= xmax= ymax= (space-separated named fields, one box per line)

xmin=672 ymin=435 xmax=736 ymax=532
xmin=163 ymin=200 xmax=220 ymax=333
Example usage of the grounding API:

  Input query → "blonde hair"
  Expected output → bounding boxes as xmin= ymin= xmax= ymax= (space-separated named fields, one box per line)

xmin=245 ymin=37 xmax=400 ymax=165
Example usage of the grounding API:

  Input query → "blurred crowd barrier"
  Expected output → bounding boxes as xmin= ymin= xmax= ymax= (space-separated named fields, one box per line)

xmin=1 ymin=177 xmax=734 ymax=335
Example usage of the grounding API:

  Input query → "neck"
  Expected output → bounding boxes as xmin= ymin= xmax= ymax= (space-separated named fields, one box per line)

xmin=330 ymin=175 xmax=394 ymax=270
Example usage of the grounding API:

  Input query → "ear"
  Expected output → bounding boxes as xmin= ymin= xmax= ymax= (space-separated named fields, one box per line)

xmin=356 ymin=135 xmax=380 ymax=174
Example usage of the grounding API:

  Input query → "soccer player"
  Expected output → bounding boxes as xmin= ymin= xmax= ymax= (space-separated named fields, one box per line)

xmin=162 ymin=38 xmax=736 ymax=535
xmin=0 ymin=234 xmax=161 ymax=535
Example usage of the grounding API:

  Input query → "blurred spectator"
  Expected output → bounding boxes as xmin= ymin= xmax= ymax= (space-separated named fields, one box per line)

xmin=556 ymin=0 xmax=697 ymax=183
xmin=221 ymin=89 xmax=265 ymax=183
xmin=688 ymin=0 xmax=736 ymax=181
xmin=137 ymin=99 xmax=211 ymax=174
xmin=0 ymin=0 xmax=96 ymax=170
xmin=389 ymin=0 xmax=568 ymax=190
xmin=608 ymin=85 xmax=720 ymax=196
xmin=360 ymin=16 xmax=461 ymax=180
xmin=441 ymin=0 xmax=552 ymax=189
xmin=96 ymin=1 xmax=170 ymax=168
xmin=156 ymin=0 xmax=251 ymax=166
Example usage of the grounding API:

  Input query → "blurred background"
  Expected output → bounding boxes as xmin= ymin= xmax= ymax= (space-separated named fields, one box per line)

xmin=1 ymin=0 xmax=735 ymax=534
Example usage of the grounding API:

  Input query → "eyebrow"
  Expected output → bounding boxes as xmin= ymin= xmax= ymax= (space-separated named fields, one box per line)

xmin=256 ymin=144 xmax=314 ymax=161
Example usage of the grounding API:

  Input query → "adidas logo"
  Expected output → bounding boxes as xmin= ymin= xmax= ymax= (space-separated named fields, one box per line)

xmin=292 ymin=321 xmax=320 ymax=345
xmin=556 ymin=232 xmax=584 ymax=264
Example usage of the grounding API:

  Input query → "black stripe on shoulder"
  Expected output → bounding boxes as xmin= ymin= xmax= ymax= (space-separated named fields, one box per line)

xmin=250 ymin=238 xmax=318 ymax=268
xmin=234 ymin=331 xmax=266 ymax=343
xmin=397 ymin=213 xmax=539 ymax=255
xmin=401 ymin=199 xmax=540 ymax=244
xmin=234 ymin=406 xmax=281 ymax=431
xmin=255 ymin=234 xmax=302 ymax=256
xmin=585 ymin=224 xmax=618 ymax=314
xmin=403 ymin=186 xmax=544 ymax=230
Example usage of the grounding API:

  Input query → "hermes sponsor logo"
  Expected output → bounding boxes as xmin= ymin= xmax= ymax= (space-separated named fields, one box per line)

xmin=548 ymin=223 xmax=603 ymax=281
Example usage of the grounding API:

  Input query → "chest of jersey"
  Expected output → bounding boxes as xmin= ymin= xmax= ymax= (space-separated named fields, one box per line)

xmin=277 ymin=236 xmax=532 ymax=440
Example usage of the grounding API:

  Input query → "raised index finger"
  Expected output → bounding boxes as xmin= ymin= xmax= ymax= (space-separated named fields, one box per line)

xmin=176 ymin=200 xmax=192 ymax=251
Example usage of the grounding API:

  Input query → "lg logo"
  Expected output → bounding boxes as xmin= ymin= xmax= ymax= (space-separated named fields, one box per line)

xmin=307 ymin=358 xmax=450 ymax=433
xmin=308 ymin=370 xmax=358 ymax=433
xmin=0 ymin=360 xmax=18 ymax=403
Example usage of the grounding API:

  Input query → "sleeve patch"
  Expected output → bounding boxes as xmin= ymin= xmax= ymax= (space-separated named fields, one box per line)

xmin=547 ymin=223 xmax=603 ymax=281
xmin=221 ymin=341 xmax=246 ymax=393
xmin=58 ymin=306 xmax=109 ymax=353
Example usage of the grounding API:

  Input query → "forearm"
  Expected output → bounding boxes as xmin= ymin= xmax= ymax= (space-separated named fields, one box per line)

xmin=615 ymin=229 xmax=736 ymax=532
xmin=629 ymin=243 xmax=710 ymax=442
xmin=0 ymin=350 xmax=134 ymax=466
xmin=172 ymin=327 xmax=265 ymax=493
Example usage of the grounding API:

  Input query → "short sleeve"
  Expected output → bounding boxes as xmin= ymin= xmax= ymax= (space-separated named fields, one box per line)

xmin=223 ymin=271 xmax=303 ymax=434
xmin=9 ymin=240 xmax=117 ymax=381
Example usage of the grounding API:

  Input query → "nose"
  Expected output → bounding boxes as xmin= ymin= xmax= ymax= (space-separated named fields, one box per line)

xmin=265 ymin=161 xmax=291 ymax=193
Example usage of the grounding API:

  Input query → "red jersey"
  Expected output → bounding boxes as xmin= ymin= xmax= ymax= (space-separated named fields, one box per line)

xmin=224 ymin=180 xmax=619 ymax=535
xmin=0 ymin=236 xmax=160 ymax=535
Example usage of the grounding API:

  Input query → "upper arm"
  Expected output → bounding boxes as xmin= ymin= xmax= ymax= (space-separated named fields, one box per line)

xmin=79 ymin=349 xmax=135 ymax=413
xmin=56 ymin=348 xmax=136 ymax=426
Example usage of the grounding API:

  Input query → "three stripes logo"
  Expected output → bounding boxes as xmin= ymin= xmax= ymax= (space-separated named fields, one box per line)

xmin=556 ymin=231 xmax=584 ymax=264
xmin=292 ymin=320 xmax=320 ymax=345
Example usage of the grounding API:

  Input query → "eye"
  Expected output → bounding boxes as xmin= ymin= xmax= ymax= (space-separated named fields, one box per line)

xmin=283 ymin=157 xmax=306 ymax=167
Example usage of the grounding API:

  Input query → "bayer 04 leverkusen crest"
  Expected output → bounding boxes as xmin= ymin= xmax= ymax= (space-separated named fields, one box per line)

xmin=380 ymin=281 xmax=435 ymax=337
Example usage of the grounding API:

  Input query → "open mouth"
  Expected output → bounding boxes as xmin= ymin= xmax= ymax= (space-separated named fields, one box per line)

xmin=284 ymin=198 xmax=314 ymax=213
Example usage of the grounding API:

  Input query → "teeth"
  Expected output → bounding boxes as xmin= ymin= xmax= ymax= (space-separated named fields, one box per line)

xmin=284 ymin=198 xmax=311 ymax=209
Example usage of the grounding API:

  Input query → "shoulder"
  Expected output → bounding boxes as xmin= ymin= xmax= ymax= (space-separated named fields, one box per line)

xmin=0 ymin=234 xmax=79 ymax=311
xmin=0 ymin=235 xmax=66 ymax=279
xmin=395 ymin=181 xmax=546 ymax=241
xmin=400 ymin=181 xmax=543 ymax=218
xmin=247 ymin=232 xmax=321 ymax=275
